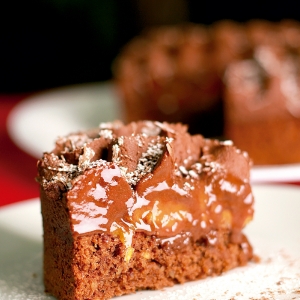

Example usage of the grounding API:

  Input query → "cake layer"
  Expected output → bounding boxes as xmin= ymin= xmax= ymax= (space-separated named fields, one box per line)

xmin=42 ymin=228 xmax=252 ymax=300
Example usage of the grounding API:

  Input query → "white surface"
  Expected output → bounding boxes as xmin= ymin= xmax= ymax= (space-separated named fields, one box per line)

xmin=7 ymin=82 xmax=300 ymax=183
xmin=0 ymin=184 xmax=300 ymax=300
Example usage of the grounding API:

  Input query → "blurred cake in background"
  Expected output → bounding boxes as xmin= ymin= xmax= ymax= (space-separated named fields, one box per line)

xmin=113 ymin=24 xmax=224 ymax=137
xmin=113 ymin=20 xmax=300 ymax=165
xmin=224 ymin=19 xmax=300 ymax=165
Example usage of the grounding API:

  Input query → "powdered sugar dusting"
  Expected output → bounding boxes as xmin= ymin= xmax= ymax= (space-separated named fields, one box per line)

xmin=78 ymin=145 xmax=95 ymax=170
xmin=125 ymin=137 xmax=164 ymax=186
xmin=141 ymin=121 xmax=162 ymax=136
xmin=56 ymin=133 xmax=92 ymax=152
xmin=0 ymin=246 xmax=54 ymax=300
xmin=136 ymin=249 xmax=300 ymax=300
xmin=43 ymin=154 xmax=107 ymax=190
xmin=99 ymin=129 xmax=113 ymax=140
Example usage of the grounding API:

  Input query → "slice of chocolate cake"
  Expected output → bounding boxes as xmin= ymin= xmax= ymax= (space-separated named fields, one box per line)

xmin=37 ymin=120 xmax=254 ymax=300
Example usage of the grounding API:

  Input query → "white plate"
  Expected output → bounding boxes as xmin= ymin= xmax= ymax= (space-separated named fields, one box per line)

xmin=7 ymin=82 xmax=123 ymax=158
xmin=7 ymin=82 xmax=300 ymax=183
xmin=1 ymin=184 xmax=300 ymax=300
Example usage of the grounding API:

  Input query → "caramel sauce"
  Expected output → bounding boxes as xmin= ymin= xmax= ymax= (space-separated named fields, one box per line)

xmin=67 ymin=148 xmax=254 ymax=249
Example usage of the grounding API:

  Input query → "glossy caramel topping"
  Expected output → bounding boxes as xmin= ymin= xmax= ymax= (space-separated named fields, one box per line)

xmin=38 ymin=121 xmax=254 ymax=252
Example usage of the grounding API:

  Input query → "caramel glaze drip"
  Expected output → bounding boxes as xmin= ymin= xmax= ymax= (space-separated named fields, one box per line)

xmin=38 ymin=121 xmax=254 ymax=250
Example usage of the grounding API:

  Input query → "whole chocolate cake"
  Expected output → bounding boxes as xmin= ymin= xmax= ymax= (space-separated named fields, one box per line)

xmin=114 ymin=20 xmax=300 ymax=165
xmin=37 ymin=120 xmax=254 ymax=300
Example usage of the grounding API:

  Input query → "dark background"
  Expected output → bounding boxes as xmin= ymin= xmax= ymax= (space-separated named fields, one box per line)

xmin=1 ymin=0 xmax=300 ymax=93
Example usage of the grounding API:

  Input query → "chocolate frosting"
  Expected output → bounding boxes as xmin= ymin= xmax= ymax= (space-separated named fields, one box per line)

xmin=37 ymin=121 xmax=254 ymax=249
